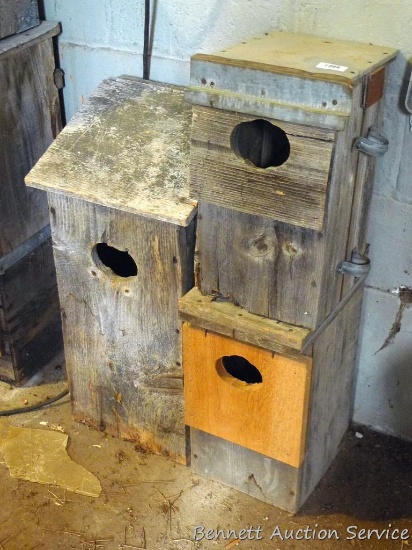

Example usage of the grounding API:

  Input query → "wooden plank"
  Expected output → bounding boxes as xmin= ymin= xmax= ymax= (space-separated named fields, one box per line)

xmin=363 ymin=67 xmax=386 ymax=108
xmin=0 ymin=237 xmax=63 ymax=383
xmin=178 ymin=287 xmax=311 ymax=356
xmin=193 ymin=31 xmax=396 ymax=86
xmin=183 ymin=324 xmax=312 ymax=467
xmin=190 ymin=428 xmax=301 ymax=513
xmin=0 ymin=357 xmax=15 ymax=383
xmin=192 ymin=106 xmax=336 ymax=142
xmin=316 ymin=83 xmax=365 ymax=322
xmin=186 ymin=85 xmax=348 ymax=131
xmin=26 ymin=77 xmax=196 ymax=227
xmin=196 ymin=202 xmax=325 ymax=329
xmin=0 ymin=0 xmax=39 ymax=40
xmin=49 ymin=193 xmax=196 ymax=463
xmin=0 ymin=21 xmax=60 ymax=58
xmin=298 ymin=286 xmax=363 ymax=508
xmin=190 ymin=106 xmax=334 ymax=231
xmin=0 ymin=30 xmax=62 ymax=256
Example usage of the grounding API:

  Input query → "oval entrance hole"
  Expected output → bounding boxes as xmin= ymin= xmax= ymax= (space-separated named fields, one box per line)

xmin=217 ymin=355 xmax=263 ymax=385
xmin=230 ymin=119 xmax=290 ymax=168
xmin=93 ymin=243 xmax=138 ymax=277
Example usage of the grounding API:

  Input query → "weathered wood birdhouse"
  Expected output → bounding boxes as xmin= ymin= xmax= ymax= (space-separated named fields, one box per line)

xmin=187 ymin=31 xmax=396 ymax=329
xmin=26 ymin=77 xmax=197 ymax=464
xmin=180 ymin=31 xmax=397 ymax=511
xmin=0 ymin=22 xmax=63 ymax=383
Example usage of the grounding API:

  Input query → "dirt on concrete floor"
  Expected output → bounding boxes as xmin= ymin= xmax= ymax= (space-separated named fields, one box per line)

xmin=0 ymin=361 xmax=411 ymax=550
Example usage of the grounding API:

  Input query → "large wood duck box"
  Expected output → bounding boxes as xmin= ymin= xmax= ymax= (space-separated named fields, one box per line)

xmin=180 ymin=30 xmax=397 ymax=512
xmin=187 ymin=31 xmax=397 ymax=329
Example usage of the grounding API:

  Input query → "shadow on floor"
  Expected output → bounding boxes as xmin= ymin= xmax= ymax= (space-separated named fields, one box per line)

xmin=300 ymin=424 xmax=412 ymax=521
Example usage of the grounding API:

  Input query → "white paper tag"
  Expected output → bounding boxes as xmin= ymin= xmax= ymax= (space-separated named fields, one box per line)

xmin=316 ymin=62 xmax=348 ymax=72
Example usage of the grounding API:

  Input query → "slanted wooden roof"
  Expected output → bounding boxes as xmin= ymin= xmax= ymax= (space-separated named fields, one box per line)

xmin=26 ymin=76 xmax=196 ymax=227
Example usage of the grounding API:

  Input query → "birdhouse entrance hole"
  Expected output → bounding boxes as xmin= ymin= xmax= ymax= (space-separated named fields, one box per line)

xmin=230 ymin=119 xmax=290 ymax=168
xmin=93 ymin=243 xmax=138 ymax=277
xmin=216 ymin=355 xmax=263 ymax=385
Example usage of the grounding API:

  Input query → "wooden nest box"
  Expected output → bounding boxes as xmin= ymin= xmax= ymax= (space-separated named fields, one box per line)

xmin=26 ymin=77 xmax=197 ymax=464
xmin=179 ymin=31 xmax=397 ymax=511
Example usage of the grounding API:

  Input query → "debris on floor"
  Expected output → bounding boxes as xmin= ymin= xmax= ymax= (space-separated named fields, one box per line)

xmin=0 ymin=426 xmax=101 ymax=497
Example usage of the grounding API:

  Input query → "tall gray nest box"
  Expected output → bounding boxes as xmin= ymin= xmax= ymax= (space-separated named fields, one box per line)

xmin=26 ymin=77 xmax=197 ymax=464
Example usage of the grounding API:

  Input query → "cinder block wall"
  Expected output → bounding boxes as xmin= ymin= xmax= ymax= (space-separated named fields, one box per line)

xmin=44 ymin=0 xmax=412 ymax=441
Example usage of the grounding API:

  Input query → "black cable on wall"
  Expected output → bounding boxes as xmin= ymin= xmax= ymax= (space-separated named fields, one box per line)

xmin=143 ymin=0 xmax=151 ymax=79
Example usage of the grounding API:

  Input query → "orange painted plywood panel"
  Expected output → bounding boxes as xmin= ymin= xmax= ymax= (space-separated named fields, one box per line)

xmin=183 ymin=324 xmax=312 ymax=467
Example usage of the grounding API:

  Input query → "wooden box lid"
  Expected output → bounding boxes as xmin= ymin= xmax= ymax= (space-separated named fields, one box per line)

xmin=187 ymin=31 xmax=397 ymax=129
xmin=26 ymin=76 xmax=197 ymax=227
xmin=178 ymin=288 xmax=312 ymax=357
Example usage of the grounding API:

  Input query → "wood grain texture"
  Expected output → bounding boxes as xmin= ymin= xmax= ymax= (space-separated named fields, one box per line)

xmin=363 ymin=67 xmax=386 ymax=108
xmin=190 ymin=106 xmax=334 ymax=230
xmin=0 ymin=0 xmax=39 ymax=40
xmin=196 ymin=202 xmax=324 ymax=329
xmin=27 ymin=77 xmax=196 ymax=227
xmin=316 ymin=83 xmax=365 ymax=321
xmin=0 ymin=21 xmax=60 ymax=58
xmin=194 ymin=31 xmax=396 ymax=86
xmin=0 ymin=28 xmax=62 ymax=255
xmin=189 ymin=290 xmax=363 ymax=512
xmin=298 ymin=286 xmax=363 ymax=508
xmin=0 ymin=357 xmax=14 ymax=382
xmin=190 ymin=428 xmax=301 ymax=513
xmin=194 ymin=83 xmax=387 ymax=330
xmin=183 ymin=324 xmax=312 ymax=467
xmin=178 ymin=287 xmax=311 ymax=356
xmin=0 ymin=238 xmax=62 ymax=383
xmin=49 ymin=193 xmax=196 ymax=463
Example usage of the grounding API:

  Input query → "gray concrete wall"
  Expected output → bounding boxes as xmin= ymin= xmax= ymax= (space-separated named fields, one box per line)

xmin=44 ymin=0 xmax=412 ymax=441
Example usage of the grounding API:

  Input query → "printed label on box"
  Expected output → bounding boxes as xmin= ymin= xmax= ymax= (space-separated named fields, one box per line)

xmin=316 ymin=62 xmax=349 ymax=72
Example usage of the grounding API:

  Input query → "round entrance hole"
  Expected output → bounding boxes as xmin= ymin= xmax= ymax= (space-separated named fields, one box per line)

xmin=92 ymin=243 xmax=138 ymax=278
xmin=230 ymin=119 xmax=290 ymax=169
xmin=216 ymin=355 xmax=263 ymax=386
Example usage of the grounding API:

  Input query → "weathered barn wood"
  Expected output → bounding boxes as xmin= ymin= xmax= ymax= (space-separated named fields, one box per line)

xmin=187 ymin=285 xmax=363 ymax=512
xmin=183 ymin=31 xmax=396 ymax=513
xmin=190 ymin=32 xmax=395 ymax=330
xmin=196 ymin=202 xmax=325 ymax=329
xmin=27 ymin=76 xmax=196 ymax=227
xmin=187 ymin=31 xmax=397 ymax=129
xmin=0 ymin=230 xmax=62 ymax=383
xmin=0 ymin=0 xmax=39 ymax=40
xmin=26 ymin=77 xmax=196 ymax=463
xmin=178 ymin=287 xmax=311 ymax=357
xmin=190 ymin=106 xmax=334 ymax=230
xmin=0 ymin=22 xmax=61 ymax=256
xmin=0 ymin=21 xmax=62 ymax=382
xmin=299 ymin=285 xmax=364 ymax=505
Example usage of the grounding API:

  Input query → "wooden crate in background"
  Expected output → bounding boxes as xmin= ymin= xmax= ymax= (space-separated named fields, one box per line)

xmin=0 ymin=0 xmax=39 ymax=40
xmin=0 ymin=22 xmax=63 ymax=383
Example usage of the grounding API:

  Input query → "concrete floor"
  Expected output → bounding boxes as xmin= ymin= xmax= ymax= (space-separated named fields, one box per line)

xmin=0 ymin=361 xmax=411 ymax=550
